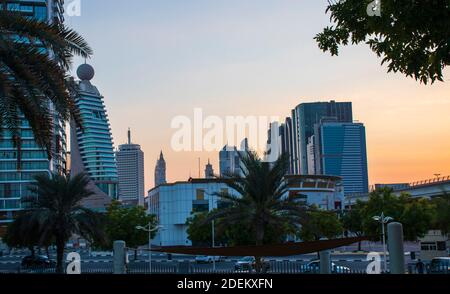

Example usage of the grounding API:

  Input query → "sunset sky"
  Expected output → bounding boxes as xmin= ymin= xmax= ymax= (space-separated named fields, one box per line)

xmin=67 ymin=0 xmax=450 ymax=191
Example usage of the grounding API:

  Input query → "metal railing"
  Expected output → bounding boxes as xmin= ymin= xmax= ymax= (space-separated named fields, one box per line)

xmin=408 ymin=176 xmax=450 ymax=188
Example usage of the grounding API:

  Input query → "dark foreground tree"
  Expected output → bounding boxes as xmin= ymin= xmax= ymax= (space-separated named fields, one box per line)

xmin=361 ymin=188 xmax=434 ymax=241
xmin=430 ymin=193 xmax=450 ymax=235
xmin=299 ymin=207 xmax=343 ymax=242
xmin=315 ymin=1 xmax=450 ymax=84
xmin=103 ymin=201 xmax=157 ymax=260
xmin=342 ymin=200 xmax=366 ymax=251
xmin=187 ymin=210 xmax=291 ymax=247
xmin=206 ymin=151 xmax=308 ymax=271
xmin=14 ymin=173 xmax=106 ymax=273
xmin=0 ymin=10 xmax=92 ymax=159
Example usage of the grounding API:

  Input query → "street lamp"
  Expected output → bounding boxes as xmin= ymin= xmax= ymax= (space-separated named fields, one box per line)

xmin=136 ymin=223 xmax=163 ymax=274
xmin=206 ymin=192 xmax=219 ymax=271
xmin=372 ymin=212 xmax=393 ymax=273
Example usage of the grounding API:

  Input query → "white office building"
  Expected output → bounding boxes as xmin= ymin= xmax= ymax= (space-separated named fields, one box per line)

xmin=148 ymin=178 xmax=235 ymax=246
xmin=116 ymin=129 xmax=145 ymax=206
xmin=147 ymin=175 xmax=344 ymax=246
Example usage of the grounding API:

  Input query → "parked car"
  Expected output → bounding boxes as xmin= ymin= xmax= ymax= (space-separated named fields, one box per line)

xmin=21 ymin=255 xmax=55 ymax=268
xmin=429 ymin=257 xmax=450 ymax=274
xmin=305 ymin=260 xmax=350 ymax=274
xmin=195 ymin=256 xmax=223 ymax=264
xmin=234 ymin=256 xmax=270 ymax=272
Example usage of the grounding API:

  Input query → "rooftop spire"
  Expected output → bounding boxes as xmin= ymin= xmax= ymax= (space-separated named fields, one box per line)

xmin=127 ymin=128 xmax=131 ymax=144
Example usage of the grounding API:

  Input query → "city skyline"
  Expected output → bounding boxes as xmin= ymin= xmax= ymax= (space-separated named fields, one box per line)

xmin=66 ymin=0 xmax=450 ymax=190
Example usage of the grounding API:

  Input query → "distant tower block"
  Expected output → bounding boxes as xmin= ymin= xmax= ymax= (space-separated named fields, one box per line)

xmin=205 ymin=159 xmax=214 ymax=178
xmin=116 ymin=129 xmax=145 ymax=206
xmin=155 ymin=151 xmax=167 ymax=187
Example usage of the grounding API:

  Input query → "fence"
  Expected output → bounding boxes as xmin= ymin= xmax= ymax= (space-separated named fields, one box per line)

xmin=2 ymin=260 xmax=448 ymax=275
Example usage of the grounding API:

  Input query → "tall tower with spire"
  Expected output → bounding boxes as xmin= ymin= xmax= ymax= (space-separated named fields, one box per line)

xmin=116 ymin=128 xmax=145 ymax=206
xmin=205 ymin=159 xmax=214 ymax=178
xmin=154 ymin=151 xmax=167 ymax=187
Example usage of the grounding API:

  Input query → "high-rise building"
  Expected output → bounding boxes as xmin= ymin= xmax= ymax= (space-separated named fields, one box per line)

xmin=264 ymin=122 xmax=283 ymax=164
xmin=154 ymin=151 xmax=166 ymax=187
xmin=70 ymin=64 xmax=118 ymax=210
xmin=291 ymin=101 xmax=353 ymax=174
xmin=219 ymin=139 xmax=249 ymax=177
xmin=116 ymin=129 xmax=145 ymax=206
xmin=306 ymin=135 xmax=316 ymax=175
xmin=0 ymin=0 xmax=66 ymax=228
xmin=282 ymin=117 xmax=297 ymax=175
xmin=204 ymin=160 xmax=214 ymax=178
xmin=314 ymin=121 xmax=369 ymax=195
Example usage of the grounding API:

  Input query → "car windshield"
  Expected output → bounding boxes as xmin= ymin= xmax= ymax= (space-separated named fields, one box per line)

xmin=431 ymin=259 xmax=449 ymax=268
xmin=241 ymin=257 xmax=254 ymax=262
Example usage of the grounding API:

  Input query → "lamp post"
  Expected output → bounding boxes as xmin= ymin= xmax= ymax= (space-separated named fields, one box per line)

xmin=210 ymin=192 xmax=218 ymax=272
xmin=136 ymin=223 xmax=163 ymax=274
xmin=373 ymin=212 xmax=393 ymax=273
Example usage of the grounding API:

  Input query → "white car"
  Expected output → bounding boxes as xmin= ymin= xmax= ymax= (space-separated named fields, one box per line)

xmin=305 ymin=260 xmax=351 ymax=274
xmin=195 ymin=256 xmax=223 ymax=264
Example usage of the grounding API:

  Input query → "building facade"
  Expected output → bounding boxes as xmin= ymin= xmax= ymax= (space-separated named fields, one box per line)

xmin=0 ymin=0 xmax=67 ymax=228
xmin=148 ymin=179 xmax=234 ymax=246
xmin=154 ymin=151 xmax=166 ymax=187
xmin=291 ymin=101 xmax=353 ymax=175
xmin=70 ymin=64 xmax=118 ymax=210
xmin=219 ymin=139 xmax=249 ymax=177
xmin=314 ymin=122 xmax=369 ymax=195
xmin=204 ymin=160 xmax=214 ymax=178
xmin=285 ymin=175 xmax=344 ymax=211
xmin=116 ymin=129 xmax=145 ymax=206
xmin=148 ymin=175 xmax=344 ymax=246
xmin=306 ymin=135 xmax=316 ymax=175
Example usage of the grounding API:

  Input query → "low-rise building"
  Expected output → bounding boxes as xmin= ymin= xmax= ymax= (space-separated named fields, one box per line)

xmin=148 ymin=178 xmax=234 ymax=246
xmin=147 ymin=175 xmax=344 ymax=246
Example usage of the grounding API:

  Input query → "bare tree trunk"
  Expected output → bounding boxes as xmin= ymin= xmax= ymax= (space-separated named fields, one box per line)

xmin=254 ymin=224 xmax=265 ymax=273
xmin=56 ymin=237 xmax=65 ymax=274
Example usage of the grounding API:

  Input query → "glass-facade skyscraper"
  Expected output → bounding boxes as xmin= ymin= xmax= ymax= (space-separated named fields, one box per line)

xmin=70 ymin=64 xmax=118 ymax=209
xmin=314 ymin=122 xmax=369 ymax=195
xmin=0 ymin=0 xmax=66 ymax=229
xmin=291 ymin=101 xmax=353 ymax=175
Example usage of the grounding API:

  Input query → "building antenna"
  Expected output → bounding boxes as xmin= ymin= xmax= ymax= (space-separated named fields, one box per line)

xmin=127 ymin=128 xmax=131 ymax=144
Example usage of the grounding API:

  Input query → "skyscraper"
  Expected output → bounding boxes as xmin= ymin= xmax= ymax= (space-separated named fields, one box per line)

xmin=116 ymin=129 xmax=145 ymax=206
xmin=0 ymin=0 xmax=66 ymax=228
xmin=292 ymin=101 xmax=353 ymax=174
xmin=70 ymin=64 xmax=118 ymax=209
xmin=154 ymin=151 xmax=166 ymax=187
xmin=314 ymin=121 xmax=369 ymax=195
xmin=204 ymin=159 xmax=214 ymax=178
xmin=219 ymin=139 xmax=249 ymax=177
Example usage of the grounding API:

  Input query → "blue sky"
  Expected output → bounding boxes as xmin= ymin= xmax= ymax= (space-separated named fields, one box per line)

xmin=66 ymin=0 xmax=450 ymax=190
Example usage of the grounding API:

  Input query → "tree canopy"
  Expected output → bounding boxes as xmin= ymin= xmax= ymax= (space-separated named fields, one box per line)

xmin=6 ymin=173 xmax=105 ymax=273
xmin=299 ymin=207 xmax=343 ymax=242
xmin=349 ymin=188 xmax=436 ymax=241
xmin=0 ymin=10 xmax=91 ymax=160
xmin=315 ymin=0 xmax=450 ymax=84
xmin=103 ymin=201 xmax=157 ymax=250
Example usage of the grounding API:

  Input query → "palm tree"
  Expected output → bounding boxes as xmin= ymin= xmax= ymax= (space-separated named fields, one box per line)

xmin=206 ymin=151 xmax=308 ymax=271
xmin=18 ymin=173 xmax=106 ymax=273
xmin=0 ymin=9 xmax=92 ymax=160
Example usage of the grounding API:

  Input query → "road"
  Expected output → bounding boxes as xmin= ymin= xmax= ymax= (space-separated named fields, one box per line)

xmin=0 ymin=248 xmax=404 ymax=274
